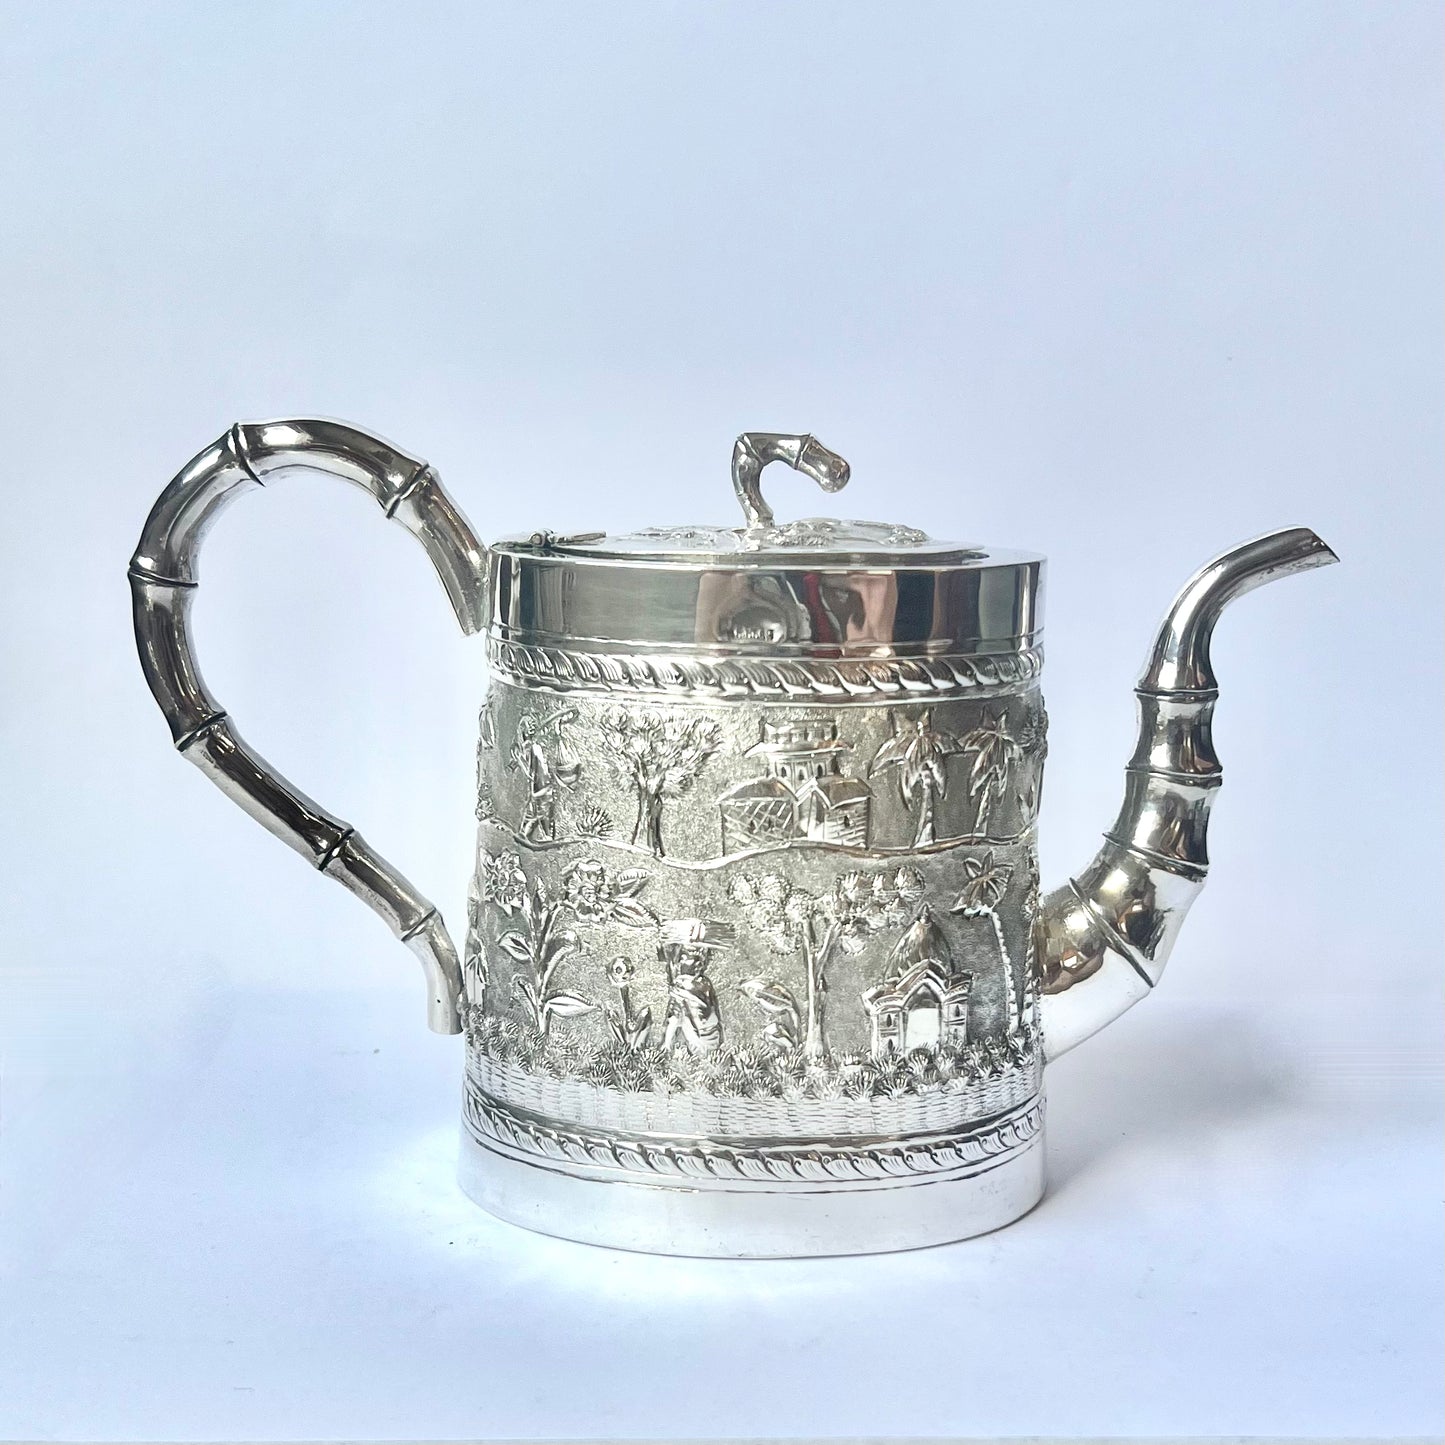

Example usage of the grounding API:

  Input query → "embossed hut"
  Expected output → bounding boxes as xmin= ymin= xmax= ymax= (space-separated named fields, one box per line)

xmin=863 ymin=908 xmax=972 ymax=1054
xmin=718 ymin=718 xmax=872 ymax=853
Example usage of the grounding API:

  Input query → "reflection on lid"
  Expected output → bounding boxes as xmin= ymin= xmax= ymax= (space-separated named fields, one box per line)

xmin=560 ymin=516 xmax=988 ymax=561
xmin=633 ymin=518 xmax=932 ymax=551
xmin=694 ymin=571 xmax=905 ymax=648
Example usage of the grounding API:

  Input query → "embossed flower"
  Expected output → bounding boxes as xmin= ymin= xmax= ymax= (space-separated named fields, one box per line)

xmin=478 ymin=850 xmax=527 ymax=914
xmin=607 ymin=956 xmax=635 ymax=989
xmin=769 ymin=519 xmax=840 ymax=548
xmin=561 ymin=857 xmax=610 ymax=920
xmin=561 ymin=860 xmax=658 ymax=929
xmin=1016 ymin=705 xmax=1049 ymax=757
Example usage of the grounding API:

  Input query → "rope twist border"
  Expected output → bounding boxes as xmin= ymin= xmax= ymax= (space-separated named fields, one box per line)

xmin=463 ymin=1082 xmax=1043 ymax=1185
xmin=485 ymin=638 xmax=1045 ymax=699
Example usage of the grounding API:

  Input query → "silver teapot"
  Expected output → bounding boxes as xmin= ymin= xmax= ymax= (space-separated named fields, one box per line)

xmin=129 ymin=420 xmax=1335 ymax=1256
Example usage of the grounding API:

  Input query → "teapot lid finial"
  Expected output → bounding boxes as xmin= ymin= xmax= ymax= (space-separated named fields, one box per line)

xmin=731 ymin=432 xmax=851 ymax=531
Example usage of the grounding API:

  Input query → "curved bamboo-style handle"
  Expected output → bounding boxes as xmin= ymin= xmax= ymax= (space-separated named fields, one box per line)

xmin=129 ymin=419 xmax=489 ymax=1034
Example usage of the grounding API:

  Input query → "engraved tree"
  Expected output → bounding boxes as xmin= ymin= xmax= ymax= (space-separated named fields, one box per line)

xmin=949 ymin=850 xmax=1019 ymax=1035
xmin=729 ymin=867 xmax=925 ymax=1056
xmin=868 ymin=710 xmax=962 ymax=847
xmin=960 ymin=712 xmax=1022 ymax=840
xmin=597 ymin=709 xmax=722 ymax=856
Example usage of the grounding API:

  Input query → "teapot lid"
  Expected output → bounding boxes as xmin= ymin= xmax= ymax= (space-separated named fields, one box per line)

xmin=541 ymin=515 xmax=985 ymax=566
xmin=487 ymin=432 xmax=1044 ymax=665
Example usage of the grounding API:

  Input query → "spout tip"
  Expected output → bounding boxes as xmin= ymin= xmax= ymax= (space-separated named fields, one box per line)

xmin=1249 ymin=525 xmax=1340 ymax=580
xmin=1139 ymin=525 xmax=1340 ymax=693
xmin=1304 ymin=529 xmax=1340 ymax=568
xmin=1271 ymin=526 xmax=1339 ymax=572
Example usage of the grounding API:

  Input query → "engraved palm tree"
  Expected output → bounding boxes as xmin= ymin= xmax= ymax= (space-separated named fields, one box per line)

xmin=868 ymin=710 xmax=962 ymax=847
xmin=960 ymin=712 xmax=1022 ymax=840
xmin=597 ymin=709 xmax=721 ymax=857
xmin=949 ymin=850 xmax=1019 ymax=1035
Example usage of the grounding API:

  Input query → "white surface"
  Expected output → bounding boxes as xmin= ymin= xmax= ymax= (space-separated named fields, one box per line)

xmin=1 ymin=1 xmax=1441 ymax=1439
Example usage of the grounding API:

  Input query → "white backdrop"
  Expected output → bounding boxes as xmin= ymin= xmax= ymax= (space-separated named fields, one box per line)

xmin=1 ymin=2 xmax=1440 ymax=1439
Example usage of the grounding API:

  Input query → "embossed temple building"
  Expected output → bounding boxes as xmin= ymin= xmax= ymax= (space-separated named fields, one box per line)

xmin=718 ymin=718 xmax=872 ymax=853
xmin=863 ymin=909 xmax=973 ymax=1054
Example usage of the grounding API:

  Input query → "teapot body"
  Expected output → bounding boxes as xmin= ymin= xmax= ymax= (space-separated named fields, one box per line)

xmin=462 ymin=624 xmax=1050 ymax=1254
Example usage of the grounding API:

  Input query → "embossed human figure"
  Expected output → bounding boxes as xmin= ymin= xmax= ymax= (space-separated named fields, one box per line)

xmin=660 ymin=919 xmax=734 ymax=1055
xmin=511 ymin=709 xmax=580 ymax=843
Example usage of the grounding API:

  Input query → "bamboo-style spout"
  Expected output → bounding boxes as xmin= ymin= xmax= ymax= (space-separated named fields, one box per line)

xmin=1037 ymin=527 xmax=1337 ymax=1059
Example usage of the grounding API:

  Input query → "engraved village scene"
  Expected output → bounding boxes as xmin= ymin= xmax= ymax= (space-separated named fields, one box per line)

xmin=463 ymin=677 xmax=1049 ymax=1141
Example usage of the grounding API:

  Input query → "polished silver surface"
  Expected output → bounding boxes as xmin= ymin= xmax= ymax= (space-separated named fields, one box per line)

xmin=1036 ymin=527 xmax=1339 ymax=1058
xmin=488 ymin=429 xmax=1041 ymax=656
xmin=486 ymin=544 xmax=1044 ymax=657
xmin=129 ymin=420 xmax=1336 ymax=1255
xmin=458 ymin=1107 xmax=1046 ymax=1257
xmin=129 ymin=419 xmax=487 ymax=1033
xmin=730 ymin=430 xmax=850 ymax=529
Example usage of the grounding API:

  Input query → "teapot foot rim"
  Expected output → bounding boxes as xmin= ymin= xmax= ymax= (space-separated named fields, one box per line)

xmin=456 ymin=1124 xmax=1047 ymax=1259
